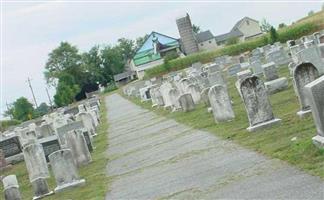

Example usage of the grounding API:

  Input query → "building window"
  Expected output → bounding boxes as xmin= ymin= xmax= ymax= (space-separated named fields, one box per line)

xmin=200 ymin=43 xmax=204 ymax=46
xmin=246 ymin=20 xmax=249 ymax=25
xmin=209 ymin=40 xmax=212 ymax=44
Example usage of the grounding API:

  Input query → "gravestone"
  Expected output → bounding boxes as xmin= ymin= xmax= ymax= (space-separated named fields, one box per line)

xmin=65 ymin=129 xmax=92 ymax=168
xmin=296 ymin=46 xmax=324 ymax=75
xmin=49 ymin=149 xmax=85 ymax=193
xmin=35 ymin=123 xmax=55 ymax=139
xmin=168 ymin=88 xmax=181 ymax=111
xmin=186 ymin=84 xmax=201 ymax=104
xmin=265 ymin=77 xmax=289 ymax=95
xmin=207 ymin=63 xmax=221 ymax=74
xmin=2 ymin=175 xmax=22 ymax=200
xmin=208 ymin=71 xmax=225 ymax=86
xmin=179 ymin=78 xmax=191 ymax=94
xmin=293 ymin=62 xmax=320 ymax=117
xmin=17 ymin=128 xmax=37 ymax=147
xmin=250 ymin=59 xmax=263 ymax=75
xmin=240 ymin=76 xmax=281 ymax=132
xmin=235 ymin=69 xmax=253 ymax=97
xmin=56 ymin=121 xmax=93 ymax=152
xmin=31 ymin=177 xmax=54 ymax=200
xmin=227 ymin=64 xmax=241 ymax=76
xmin=266 ymin=48 xmax=290 ymax=65
xmin=76 ymin=112 xmax=96 ymax=136
xmin=160 ymin=82 xmax=173 ymax=108
xmin=23 ymin=143 xmax=50 ymax=182
xmin=305 ymin=75 xmax=324 ymax=148
xmin=0 ymin=149 xmax=10 ymax=170
xmin=0 ymin=136 xmax=23 ymax=164
xmin=38 ymin=135 xmax=61 ymax=162
xmin=200 ymin=87 xmax=211 ymax=107
xmin=208 ymin=84 xmax=235 ymax=123
xmin=262 ymin=62 xmax=279 ymax=81
xmin=178 ymin=94 xmax=195 ymax=112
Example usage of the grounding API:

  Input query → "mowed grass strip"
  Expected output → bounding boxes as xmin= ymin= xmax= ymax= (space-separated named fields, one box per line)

xmin=1 ymin=94 xmax=109 ymax=200
xmin=123 ymin=66 xmax=324 ymax=178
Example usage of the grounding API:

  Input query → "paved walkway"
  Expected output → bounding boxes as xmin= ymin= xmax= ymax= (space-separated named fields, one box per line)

xmin=105 ymin=94 xmax=324 ymax=200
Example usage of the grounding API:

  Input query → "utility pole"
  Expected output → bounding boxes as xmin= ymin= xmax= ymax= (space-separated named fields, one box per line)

xmin=46 ymin=87 xmax=53 ymax=111
xmin=27 ymin=77 xmax=38 ymax=108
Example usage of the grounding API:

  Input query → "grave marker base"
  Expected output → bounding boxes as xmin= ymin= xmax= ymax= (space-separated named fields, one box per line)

xmin=312 ymin=135 xmax=324 ymax=149
xmin=247 ymin=118 xmax=282 ymax=132
xmin=32 ymin=191 xmax=54 ymax=200
xmin=296 ymin=109 xmax=312 ymax=118
xmin=54 ymin=179 xmax=85 ymax=193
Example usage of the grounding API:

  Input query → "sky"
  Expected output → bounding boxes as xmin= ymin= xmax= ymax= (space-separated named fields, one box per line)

xmin=1 ymin=0 xmax=323 ymax=119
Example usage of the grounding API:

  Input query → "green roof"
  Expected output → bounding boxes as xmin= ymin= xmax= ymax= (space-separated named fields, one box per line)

xmin=133 ymin=32 xmax=179 ymax=67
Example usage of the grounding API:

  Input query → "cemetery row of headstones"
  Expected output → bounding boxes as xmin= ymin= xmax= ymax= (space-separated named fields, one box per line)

xmin=1 ymin=96 xmax=101 ymax=200
xmin=123 ymin=29 xmax=324 ymax=148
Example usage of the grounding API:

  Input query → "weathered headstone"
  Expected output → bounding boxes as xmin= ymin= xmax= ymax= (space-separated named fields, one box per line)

xmin=31 ymin=177 xmax=54 ymax=200
xmin=2 ymin=175 xmax=22 ymax=200
xmin=76 ymin=112 xmax=96 ymax=136
xmin=186 ymin=84 xmax=201 ymax=104
xmin=208 ymin=84 xmax=235 ymax=123
xmin=227 ymin=64 xmax=241 ymax=76
xmin=65 ymin=129 xmax=92 ymax=167
xmin=168 ymin=88 xmax=181 ymax=111
xmin=23 ymin=143 xmax=50 ymax=181
xmin=49 ymin=149 xmax=85 ymax=193
xmin=262 ymin=62 xmax=279 ymax=81
xmin=264 ymin=77 xmax=289 ymax=95
xmin=305 ymin=75 xmax=324 ymax=148
xmin=0 ymin=136 xmax=23 ymax=164
xmin=250 ymin=59 xmax=263 ymax=75
xmin=38 ymin=135 xmax=61 ymax=162
xmin=200 ymin=87 xmax=211 ymax=107
xmin=293 ymin=62 xmax=320 ymax=117
xmin=240 ymin=76 xmax=281 ymax=132
xmin=178 ymin=94 xmax=195 ymax=112
xmin=296 ymin=46 xmax=324 ymax=75
xmin=208 ymin=71 xmax=225 ymax=87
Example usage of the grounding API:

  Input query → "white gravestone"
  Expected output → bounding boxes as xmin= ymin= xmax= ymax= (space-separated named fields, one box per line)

xmin=2 ymin=175 xmax=22 ymax=200
xmin=293 ymin=62 xmax=320 ymax=117
xmin=178 ymin=94 xmax=195 ymax=112
xmin=305 ymin=75 xmax=324 ymax=148
xmin=65 ymin=129 xmax=92 ymax=167
xmin=186 ymin=84 xmax=201 ymax=104
xmin=49 ymin=149 xmax=85 ymax=193
xmin=208 ymin=84 xmax=235 ymax=123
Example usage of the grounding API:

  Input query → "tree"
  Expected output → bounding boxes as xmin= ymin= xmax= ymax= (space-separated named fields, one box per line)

xmin=35 ymin=102 xmax=50 ymax=116
xmin=44 ymin=42 xmax=83 ymax=86
xmin=117 ymin=38 xmax=136 ymax=61
xmin=269 ymin=26 xmax=279 ymax=44
xmin=278 ymin=23 xmax=287 ymax=29
xmin=260 ymin=19 xmax=272 ymax=33
xmin=192 ymin=24 xmax=201 ymax=34
xmin=101 ymin=45 xmax=125 ymax=82
xmin=53 ymin=73 xmax=80 ymax=107
xmin=81 ymin=46 xmax=106 ymax=85
xmin=135 ymin=34 xmax=149 ymax=50
xmin=226 ymin=37 xmax=239 ymax=46
xmin=308 ymin=10 xmax=314 ymax=16
xmin=6 ymin=97 xmax=36 ymax=121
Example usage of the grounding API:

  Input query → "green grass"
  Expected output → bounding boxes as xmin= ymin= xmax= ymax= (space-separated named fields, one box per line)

xmin=122 ymin=66 xmax=324 ymax=178
xmin=1 ymin=94 xmax=110 ymax=199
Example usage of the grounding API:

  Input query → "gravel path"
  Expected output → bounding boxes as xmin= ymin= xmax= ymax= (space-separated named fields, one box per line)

xmin=105 ymin=93 xmax=324 ymax=200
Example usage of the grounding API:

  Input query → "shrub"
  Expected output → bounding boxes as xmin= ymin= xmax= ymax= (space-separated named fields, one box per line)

xmin=0 ymin=119 xmax=21 ymax=132
xmin=226 ymin=37 xmax=239 ymax=46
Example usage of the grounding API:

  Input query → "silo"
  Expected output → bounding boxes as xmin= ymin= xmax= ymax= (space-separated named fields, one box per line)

xmin=176 ymin=13 xmax=199 ymax=55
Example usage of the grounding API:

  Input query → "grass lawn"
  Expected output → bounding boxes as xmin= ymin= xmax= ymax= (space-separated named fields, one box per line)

xmin=122 ymin=66 xmax=324 ymax=178
xmin=1 ymin=94 xmax=109 ymax=200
